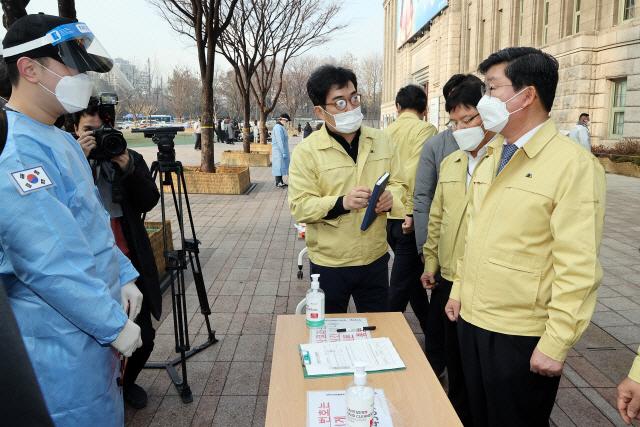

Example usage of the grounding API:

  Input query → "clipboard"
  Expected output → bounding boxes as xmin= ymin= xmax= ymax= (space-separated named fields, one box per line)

xmin=360 ymin=172 xmax=390 ymax=231
xmin=298 ymin=337 xmax=406 ymax=379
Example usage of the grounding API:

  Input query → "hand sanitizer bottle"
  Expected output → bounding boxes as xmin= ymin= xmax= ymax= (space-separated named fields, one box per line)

xmin=306 ymin=274 xmax=325 ymax=328
xmin=346 ymin=362 xmax=375 ymax=427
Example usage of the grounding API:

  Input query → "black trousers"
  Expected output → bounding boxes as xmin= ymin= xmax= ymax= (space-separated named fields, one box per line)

xmin=122 ymin=300 xmax=156 ymax=389
xmin=437 ymin=278 xmax=473 ymax=426
xmin=310 ymin=252 xmax=390 ymax=313
xmin=194 ymin=133 xmax=201 ymax=149
xmin=457 ymin=317 xmax=561 ymax=427
xmin=386 ymin=220 xmax=429 ymax=334
xmin=275 ymin=176 xmax=283 ymax=185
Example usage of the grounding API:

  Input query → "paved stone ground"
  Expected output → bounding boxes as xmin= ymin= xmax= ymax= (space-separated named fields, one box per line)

xmin=124 ymin=137 xmax=640 ymax=427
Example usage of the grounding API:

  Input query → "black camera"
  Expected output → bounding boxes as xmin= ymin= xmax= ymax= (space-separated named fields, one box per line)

xmin=132 ymin=126 xmax=184 ymax=162
xmin=89 ymin=92 xmax=127 ymax=161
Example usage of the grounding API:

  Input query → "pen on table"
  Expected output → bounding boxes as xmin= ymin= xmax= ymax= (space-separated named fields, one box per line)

xmin=336 ymin=326 xmax=376 ymax=333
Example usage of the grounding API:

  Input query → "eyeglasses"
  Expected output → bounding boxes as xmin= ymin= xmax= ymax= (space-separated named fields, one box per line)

xmin=322 ymin=94 xmax=361 ymax=111
xmin=481 ymin=84 xmax=513 ymax=97
xmin=448 ymin=113 xmax=480 ymax=130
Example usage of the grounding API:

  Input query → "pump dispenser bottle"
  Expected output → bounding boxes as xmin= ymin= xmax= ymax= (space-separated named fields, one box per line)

xmin=306 ymin=274 xmax=325 ymax=328
xmin=346 ymin=362 xmax=375 ymax=427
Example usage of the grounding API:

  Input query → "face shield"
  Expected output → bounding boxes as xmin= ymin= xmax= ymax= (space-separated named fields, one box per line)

xmin=2 ymin=22 xmax=133 ymax=92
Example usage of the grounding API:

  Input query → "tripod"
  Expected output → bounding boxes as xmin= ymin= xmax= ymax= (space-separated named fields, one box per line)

xmin=143 ymin=148 xmax=218 ymax=404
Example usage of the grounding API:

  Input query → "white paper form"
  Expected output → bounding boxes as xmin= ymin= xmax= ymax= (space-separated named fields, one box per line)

xmin=310 ymin=318 xmax=372 ymax=344
xmin=307 ymin=389 xmax=393 ymax=427
xmin=301 ymin=338 xmax=405 ymax=377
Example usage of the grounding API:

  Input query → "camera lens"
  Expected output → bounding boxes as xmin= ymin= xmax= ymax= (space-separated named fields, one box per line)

xmin=102 ymin=133 xmax=127 ymax=158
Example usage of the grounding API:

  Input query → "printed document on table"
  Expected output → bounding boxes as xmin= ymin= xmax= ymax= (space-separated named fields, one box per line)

xmin=309 ymin=318 xmax=372 ymax=344
xmin=299 ymin=337 xmax=405 ymax=378
xmin=307 ymin=389 xmax=393 ymax=427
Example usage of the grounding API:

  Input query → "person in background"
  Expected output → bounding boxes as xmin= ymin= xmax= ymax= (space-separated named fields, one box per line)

xmin=447 ymin=47 xmax=606 ymax=427
xmin=0 ymin=59 xmax=11 ymax=104
xmin=315 ymin=122 xmax=322 ymax=131
xmin=288 ymin=64 xmax=407 ymax=314
xmin=569 ymin=112 xmax=591 ymax=152
xmin=421 ymin=78 xmax=498 ymax=426
xmin=303 ymin=121 xmax=312 ymax=138
xmin=413 ymin=73 xmax=481 ymax=378
xmin=297 ymin=123 xmax=302 ymax=134
xmin=383 ymin=84 xmax=436 ymax=355
xmin=0 ymin=13 xmax=143 ymax=425
xmin=73 ymin=96 xmax=162 ymax=410
xmin=253 ymin=119 xmax=259 ymax=142
xmin=272 ymin=112 xmax=291 ymax=188
xmin=194 ymin=116 xmax=202 ymax=150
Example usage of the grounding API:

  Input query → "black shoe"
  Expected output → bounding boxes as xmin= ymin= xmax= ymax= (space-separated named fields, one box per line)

xmin=276 ymin=182 xmax=285 ymax=188
xmin=123 ymin=384 xmax=148 ymax=409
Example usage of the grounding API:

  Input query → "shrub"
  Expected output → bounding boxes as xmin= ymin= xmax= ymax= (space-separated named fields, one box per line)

xmin=592 ymin=138 xmax=640 ymax=164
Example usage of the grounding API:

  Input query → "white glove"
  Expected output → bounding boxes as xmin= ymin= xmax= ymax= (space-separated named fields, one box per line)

xmin=121 ymin=281 xmax=143 ymax=321
xmin=110 ymin=319 xmax=142 ymax=357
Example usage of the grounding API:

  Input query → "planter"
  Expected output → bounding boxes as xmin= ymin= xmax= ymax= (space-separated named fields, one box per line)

xmin=144 ymin=220 xmax=174 ymax=278
xmin=162 ymin=165 xmax=251 ymax=194
xmin=220 ymin=150 xmax=271 ymax=167
xmin=250 ymin=143 xmax=271 ymax=153
xmin=598 ymin=157 xmax=640 ymax=178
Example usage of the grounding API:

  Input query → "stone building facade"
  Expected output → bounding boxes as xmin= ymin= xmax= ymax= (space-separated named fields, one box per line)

xmin=382 ymin=0 xmax=639 ymax=146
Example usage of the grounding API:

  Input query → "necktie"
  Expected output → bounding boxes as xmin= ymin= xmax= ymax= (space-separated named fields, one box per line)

xmin=497 ymin=143 xmax=518 ymax=175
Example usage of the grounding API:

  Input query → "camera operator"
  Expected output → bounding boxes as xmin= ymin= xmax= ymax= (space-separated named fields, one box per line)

xmin=73 ymin=95 xmax=162 ymax=409
xmin=0 ymin=14 xmax=144 ymax=426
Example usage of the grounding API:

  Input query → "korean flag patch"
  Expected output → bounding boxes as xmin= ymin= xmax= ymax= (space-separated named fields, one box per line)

xmin=9 ymin=165 xmax=55 ymax=195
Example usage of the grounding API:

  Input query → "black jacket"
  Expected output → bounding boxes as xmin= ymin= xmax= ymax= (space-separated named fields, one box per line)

xmin=107 ymin=149 xmax=162 ymax=320
xmin=303 ymin=124 xmax=312 ymax=138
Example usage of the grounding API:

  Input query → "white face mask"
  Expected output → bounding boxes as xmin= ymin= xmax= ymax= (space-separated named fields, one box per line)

xmin=35 ymin=61 xmax=94 ymax=113
xmin=452 ymin=125 xmax=488 ymax=152
xmin=322 ymin=106 xmax=363 ymax=134
xmin=476 ymin=87 xmax=528 ymax=133
xmin=586 ymin=121 xmax=591 ymax=127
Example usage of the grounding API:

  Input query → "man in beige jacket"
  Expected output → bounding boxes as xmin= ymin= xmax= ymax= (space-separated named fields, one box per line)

xmin=446 ymin=47 xmax=606 ymax=426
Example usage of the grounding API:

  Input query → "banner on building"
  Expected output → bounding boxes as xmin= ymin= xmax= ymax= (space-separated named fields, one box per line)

xmin=397 ymin=0 xmax=448 ymax=48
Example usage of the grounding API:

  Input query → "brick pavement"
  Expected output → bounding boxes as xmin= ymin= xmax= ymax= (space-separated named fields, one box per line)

xmin=124 ymin=138 xmax=640 ymax=427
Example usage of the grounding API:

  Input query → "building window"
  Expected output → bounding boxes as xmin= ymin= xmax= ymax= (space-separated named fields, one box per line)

xmin=610 ymin=79 xmax=627 ymax=138
xmin=620 ymin=0 xmax=635 ymax=22
xmin=543 ymin=0 xmax=550 ymax=43
xmin=518 ymin=0 xmax=524 ymax=46
xmin=573 ymin=0 xmax=581 ymax=33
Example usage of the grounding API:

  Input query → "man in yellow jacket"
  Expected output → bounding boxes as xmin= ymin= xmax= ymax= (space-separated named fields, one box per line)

xmin=383 ymin=85 xmax=436 ymax=346
xmin=289 ymin=65 xmax=407 ymax=313
xmin=421 ymin=77 xmax=498 ymax=426
xmin=445 ymin=47 xmax=606 ymax=426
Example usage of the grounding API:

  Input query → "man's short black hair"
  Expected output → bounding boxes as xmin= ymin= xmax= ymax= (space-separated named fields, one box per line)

xmin=579 ymin=113 xmax=589 ymax=120
xmin=445 ymin=80 xmax=485 ymax=113
xmin=0 ymin=60 xmax=12 ymax=99
xmin=307 ymin=65 xmax=358 ymax=106
xmin=395 ymin=85 xmax=427 ymax=112
xmin=443 ymin=74 xmax=482 ymax=100
xmin=6 ymin=56 xmax=49 ymax=87
xmin=478 ymin=47 xmax=559 ymax=112
xmin=72 ymin=95 xmax=99 ymax=127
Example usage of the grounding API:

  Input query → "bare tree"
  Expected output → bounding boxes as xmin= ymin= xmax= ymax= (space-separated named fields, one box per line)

xmin=148 ymin=0 xmax=238 ymax=172
xmin=279 ymin=56 xmax=317 ymax=127
xmin=140 ymin=104 xmax=158 ymax=123
xmin=216 ymin=0 xmax=271 ymax=152
xmin=219 ymin=69 xmax=244 ymax=119
xmin=167 ymin=65 xmax=201 ymax=122
xmin=359 ymin=53 xmax=383 ymax=128
xmin=250 ymin=0 xmax=346 ymax=146
xmin=1 ymin=0 xmax=28 ymax=29
xmin=58 ymin=0 xmax=76 ymax=21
